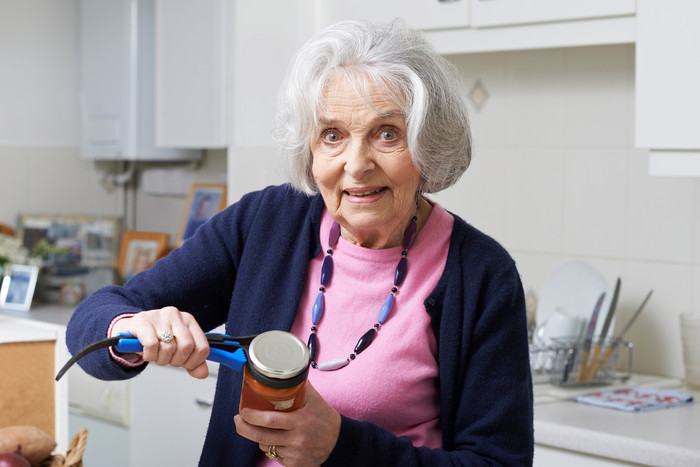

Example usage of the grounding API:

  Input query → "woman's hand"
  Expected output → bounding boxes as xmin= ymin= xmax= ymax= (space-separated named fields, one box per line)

xmin=234 ymin=382 xmax=341 ymax=467
xmin=110 ymin=306 xmax=211 ymax=379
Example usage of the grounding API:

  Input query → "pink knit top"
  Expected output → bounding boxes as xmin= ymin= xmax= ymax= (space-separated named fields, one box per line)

xmin=288 ymin=201 xmax=453 ymax=450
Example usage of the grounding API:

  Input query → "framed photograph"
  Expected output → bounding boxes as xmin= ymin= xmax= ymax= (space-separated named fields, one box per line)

xmin=117 ymin=231 xmax=170 ymax=281
xmin=0 ymin=264 xmax=40 ymax=311
xmin=175 ymin=183 xmax=227 ymax=246
xmin=18 ymin=214 xmax=122 ymax=268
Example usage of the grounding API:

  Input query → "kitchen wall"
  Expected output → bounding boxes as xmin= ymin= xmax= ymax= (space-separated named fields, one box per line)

xmin=431 ymin=45 xmax=700 ymax=379
xmin=0 ymin=0 xmax=226 ymax=245
xmin=0 ymin=147 xmax=226 ymax=244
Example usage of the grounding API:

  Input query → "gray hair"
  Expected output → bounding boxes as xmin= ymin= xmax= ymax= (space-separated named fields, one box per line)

xmin=273 ymin=19 xmax=472 ymax=195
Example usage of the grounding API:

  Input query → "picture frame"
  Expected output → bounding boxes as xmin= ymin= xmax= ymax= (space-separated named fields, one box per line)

xmin=0 ymin=264 xmax=40 ymax=311
xmin=18 ymin=214 xmax=122 ymax=268
xmin=117 ymin=231 xmax=170 ymax=281
xmin=175 ymin=183 xmax=227 ymax=246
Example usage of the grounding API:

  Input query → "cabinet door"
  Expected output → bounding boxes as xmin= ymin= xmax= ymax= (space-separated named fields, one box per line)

xmin=129 ymin=365 xmax=217 ymax=467
xmin=155 ymin=0 xmax=228 ymax=148
xmin=471 ymin=0 xmax=635 ymax=28
xmin=80 ymin=0 xmax=202 ymax=160
xmin=636 ymin=0 xmax=700 ymax=175
xmin=317 ymin=0 xmax=471 ymax=31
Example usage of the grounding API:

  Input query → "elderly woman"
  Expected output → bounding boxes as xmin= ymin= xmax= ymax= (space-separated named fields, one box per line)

xmin=66 ymin=19 xmax=533 ymax=466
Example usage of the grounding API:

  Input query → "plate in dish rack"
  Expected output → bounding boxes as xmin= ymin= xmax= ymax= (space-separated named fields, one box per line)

xmin=536 ymin=260 xmax=612 ymax=342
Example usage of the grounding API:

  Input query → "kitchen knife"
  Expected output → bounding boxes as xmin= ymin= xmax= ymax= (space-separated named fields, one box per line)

xmin=576 ymin=292 xmax=606 ymax=382
xmin=584 ymin=289 xmax=653 ymax=382
xmin=586 ymin=277 xmax=621 ymax=379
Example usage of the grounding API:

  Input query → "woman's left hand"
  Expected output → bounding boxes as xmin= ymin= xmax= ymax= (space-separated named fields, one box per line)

xmin=234 ymin=382 xmax=341 ymax=467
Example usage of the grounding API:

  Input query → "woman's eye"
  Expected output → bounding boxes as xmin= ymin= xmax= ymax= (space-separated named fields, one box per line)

xmin=322 ymin=129 xmax=341 ymax=143
xmin=379 ymin=130 xmax=397 ymax=141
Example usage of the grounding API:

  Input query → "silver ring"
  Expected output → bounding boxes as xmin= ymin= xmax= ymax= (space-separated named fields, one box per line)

xmin=158 ymin=329 xmax=174 ymax=343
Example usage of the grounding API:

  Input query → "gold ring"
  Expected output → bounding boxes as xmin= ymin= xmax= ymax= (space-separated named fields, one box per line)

xmin=158 ymin=329 xmax=174 ymax=343
xmin=265 ymin=445 xmax=279 ymax=461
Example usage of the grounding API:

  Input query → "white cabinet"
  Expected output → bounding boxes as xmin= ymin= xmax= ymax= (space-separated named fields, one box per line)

xmin=154 ymin=0 xmax=228 ymax=148
xmin=315 ymin=0 xmax=636 ymax=55
xmin=635 ymin=0 xmax=700 ymax=176
xmin=316 ymin=0 xmax=471 ymax=31
xmin=129 ymin=365 xmax=217 ymax=467
xmin=470 ymin=0 xmax=635 ymax=28
xmin=0 ymin=1 xmax=78 ymax=147
xmin=79 ymin=0 xmax=202 ymax=160
xmin=155 ymin=0 xmax=309 ymax=148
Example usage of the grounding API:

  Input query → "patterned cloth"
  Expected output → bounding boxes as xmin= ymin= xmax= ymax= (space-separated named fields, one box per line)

xmin=576 ymin=387 xmax=694 ymax=412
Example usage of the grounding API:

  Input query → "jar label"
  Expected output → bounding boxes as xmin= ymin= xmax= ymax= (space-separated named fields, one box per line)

xmin=273 ymin=398 xmax=295 ymax=411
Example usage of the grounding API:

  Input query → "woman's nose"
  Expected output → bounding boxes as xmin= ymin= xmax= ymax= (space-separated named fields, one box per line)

xmin=343 ymin=140 xmax=375 ymax=178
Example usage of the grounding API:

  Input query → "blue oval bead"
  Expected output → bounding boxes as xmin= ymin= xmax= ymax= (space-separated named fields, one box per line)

xmin=312 ymin=292 xmax=325 ymax=325
xmin=320 ymin=255 xmax=333 ymax=286
xmin=377 ymin=294 xmax=395 ymax=324
xmin=307 ymin=333 xmax=318 ymax=362
xmin=394 ymin=257 xmax=407 ymax=286
xmin=403 ymin=219 xmax=417 ymax=250
xmin=354 ymin=328 xmax=377 ymax=355
xmin=329 ymin=222 xmax=341 ymax=247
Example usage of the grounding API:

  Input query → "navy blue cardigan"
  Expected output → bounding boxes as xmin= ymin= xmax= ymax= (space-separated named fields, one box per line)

xmin=66 ymin=184 xmax=534 ymax=466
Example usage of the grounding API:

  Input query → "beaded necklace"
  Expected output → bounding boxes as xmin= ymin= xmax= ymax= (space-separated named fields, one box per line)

xmin=307 ymin=214 xmax=418 ymax=371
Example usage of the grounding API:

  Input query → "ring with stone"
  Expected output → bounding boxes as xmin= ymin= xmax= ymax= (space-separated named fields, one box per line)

xmin=158 ymin=329 xmax=174 ymax=343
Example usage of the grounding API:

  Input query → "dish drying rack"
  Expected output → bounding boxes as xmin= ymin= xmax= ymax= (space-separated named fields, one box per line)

xmin=530 ymin=337 xmax=633 ymax=387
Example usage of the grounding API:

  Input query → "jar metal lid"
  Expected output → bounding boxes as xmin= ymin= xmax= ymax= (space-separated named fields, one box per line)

xmin=248 ymin=330 xmax=309 ymax=380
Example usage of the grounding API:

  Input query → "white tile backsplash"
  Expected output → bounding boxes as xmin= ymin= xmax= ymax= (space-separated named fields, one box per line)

xmin=693 ymin=181 xmax=700 ymax=264
xmin=624 ymin=148 xmax=694 ymax=263
xmin=446 ymin=44 xmax=698 ymax=378
xmin=562 ymin=45 xmax=635 ymax=147
xmin=505 ymin=49 xmax=568 ymax=147
xmin=562 ymin=147 xmax=628 ymax=257
xmin=503 ymin=147 xmax=565 ymax=253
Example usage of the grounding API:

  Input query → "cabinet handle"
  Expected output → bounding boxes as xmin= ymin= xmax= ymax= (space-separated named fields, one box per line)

xmin=195 ymin=397 xmax=214 ymax=408
xmin=438 ymin=0 xmax=461 ymax=3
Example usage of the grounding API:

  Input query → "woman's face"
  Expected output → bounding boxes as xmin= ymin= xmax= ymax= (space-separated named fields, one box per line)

xmin=310 ymin=75 xmax=421 ymax=249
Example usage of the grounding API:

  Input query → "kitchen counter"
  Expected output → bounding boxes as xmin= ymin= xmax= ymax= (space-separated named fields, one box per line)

xmin=0 ymin=306 xmax=72 ymax=454
xmin=0 ymin=304 xmax=74 ymax=327
xmin=534 ymin=376 xmax=700 ymax=466
xmin=7 ymin=306 xmax=699 ymax=466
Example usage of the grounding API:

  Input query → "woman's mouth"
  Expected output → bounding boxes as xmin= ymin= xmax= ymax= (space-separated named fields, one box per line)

xmin=344 ymin=187 xmax=387 ymax=197
xmin=342 ymin=186 xmax=387 ymax=204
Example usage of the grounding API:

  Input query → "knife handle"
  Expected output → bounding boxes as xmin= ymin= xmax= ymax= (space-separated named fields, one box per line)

xmin=584 ymin=345 xmax=616 ymax=382
xmin=584 ymin=344 xmax=603 ymax=381
xmin=576 ymin=349 xmax=591 ymax=382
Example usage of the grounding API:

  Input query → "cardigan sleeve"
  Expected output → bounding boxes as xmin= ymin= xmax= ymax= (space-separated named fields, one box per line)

xmin=64 ymin=188 xmax=264 ymax=381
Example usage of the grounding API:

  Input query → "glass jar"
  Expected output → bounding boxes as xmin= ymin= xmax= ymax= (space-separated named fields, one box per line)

xmin=239 ymin=331 xmax=310 ymax=412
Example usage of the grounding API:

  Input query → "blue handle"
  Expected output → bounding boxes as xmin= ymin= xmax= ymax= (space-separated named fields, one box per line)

xmin=113 ymin=333 xmax=247 ymax=371
xmin=115 ymin=333 xmax=144 ymax=352
xmin=207 ymin=347 xmax=247 ymax=372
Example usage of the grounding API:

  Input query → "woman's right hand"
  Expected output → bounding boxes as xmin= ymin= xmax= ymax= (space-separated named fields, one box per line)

xmin=110 ymin=306 xmax=211 ymax=379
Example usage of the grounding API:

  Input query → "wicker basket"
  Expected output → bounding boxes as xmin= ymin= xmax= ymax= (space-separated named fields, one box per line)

xmin=42 ymin=428 xmax=87 ymax=467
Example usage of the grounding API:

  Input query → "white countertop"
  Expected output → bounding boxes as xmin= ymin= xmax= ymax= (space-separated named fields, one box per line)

xmin=534 ymin=376 xmax=700 ymax=466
